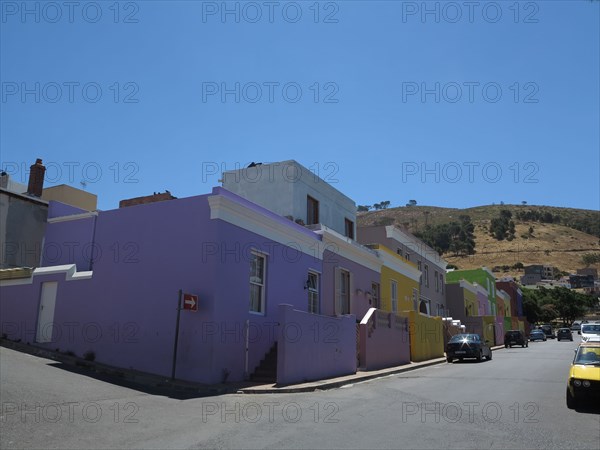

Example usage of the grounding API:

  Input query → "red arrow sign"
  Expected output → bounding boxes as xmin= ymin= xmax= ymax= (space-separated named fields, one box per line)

xmin=182 ymin=293 xmax=198 ymax=312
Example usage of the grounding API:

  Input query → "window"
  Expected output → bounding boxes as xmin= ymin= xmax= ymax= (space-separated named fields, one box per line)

xmin=307 ymin=272 xmax=319 ymax=314
xmin=405 ymin=253 xmax=410 ymax=261
xmin=435 ymin=271 xmax=439 ymax=292
xmin=344 ymin=218 xmax=354 ymax=239
xmin=424 ymin=264 xmax=429 ymax=287
xmin=412 ymin=288 xmax=418 ymax=310
xmin=249 ymin=252 xmax=266 ymax=313
xmin=338 ymin=269 xmax=351 ymax=315
xmin=371 ymin=282 xmax=380 ymax=309
xmin=307 ymin=195 xmax=319 ymax=225
xmin=418 ymin=261 xmax=422 ymax=285
xmin=391 ymin=280 xmax=398 ymax=312
xmin=441 ymin=274 xmax=444 ymax=294
xmin=397 ymin=248 xmax=402 ymax=256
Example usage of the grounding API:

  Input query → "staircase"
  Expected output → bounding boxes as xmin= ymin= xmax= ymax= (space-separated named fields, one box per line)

xmin=249 ymin=342 xmax=277 ymax=383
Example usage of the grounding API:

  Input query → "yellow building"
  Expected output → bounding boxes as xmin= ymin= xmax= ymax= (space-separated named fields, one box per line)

xmin=460 ymin=280 xmax=479 ymax=317
xmin=42 ymin=184 xmax=97 ymax=211
xmin=366 ymin=244 xmax=444 ymax=361
xmin=366 ymin=244 xmax=420 ymax=313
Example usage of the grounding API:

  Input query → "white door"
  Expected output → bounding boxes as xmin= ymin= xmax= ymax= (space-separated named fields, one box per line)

xmin=36 ymin=282 xmax=58 ymax=343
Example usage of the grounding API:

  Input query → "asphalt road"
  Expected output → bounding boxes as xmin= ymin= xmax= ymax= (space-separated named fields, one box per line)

xmin=1 ymin=337 xmax=598 ymax=449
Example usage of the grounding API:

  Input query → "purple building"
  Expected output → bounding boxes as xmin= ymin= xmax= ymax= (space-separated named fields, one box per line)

xmin=1 ymin=187 xmax=360 ymax=384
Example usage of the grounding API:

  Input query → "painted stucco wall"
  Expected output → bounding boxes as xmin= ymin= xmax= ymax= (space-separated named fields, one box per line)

xmin=477 ymin=291 xmax=489 ymax=316
xmin=402 ymin=311 xmax=444 ymax=362
xmin=357 ymin=226 xmax=447 ymax=314
xmin=1 ymin=189 xmax=325 ymax=385
xmin=276 ymin=304 xmax=356 ymax=385
xmin=222 ymin=160 xmax=356 ymax=237
xmin=0 ymin=191 xmax=48 ymax=269
xmin=504 ymin=317 xmax=513 ymax=333
xmin=359 ymin=308 xmax=410 ymax=370
xmin=321 ymin=249 xmax=380 ymax=320
xmin=380 ymin=265 xmax=419 ymax=313
xmin=447 ymin=268 xmax=496 ymax=313
xmin=496 ymin=281 xmax=525 ymax=321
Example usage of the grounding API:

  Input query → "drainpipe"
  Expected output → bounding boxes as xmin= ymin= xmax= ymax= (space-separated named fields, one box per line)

xmin=244 ymin=319 xmax=250 ymax=380
xmin=88 ymin=214 xmax=98 ymax=271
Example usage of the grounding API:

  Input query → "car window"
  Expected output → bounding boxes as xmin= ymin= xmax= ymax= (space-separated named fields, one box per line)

xmin=575 ymin=348 xmax=600 ymax=364
xmin=581 ymin=325 xmax=600 ymax=334
xmin=449 ymin=334 xmax=478 ymax=343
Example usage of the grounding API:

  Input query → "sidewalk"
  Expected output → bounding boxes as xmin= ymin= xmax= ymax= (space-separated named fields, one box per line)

xmin=1 ymin=338 xmax=505 ymax=396
xmin=238 ymin=345 xmax=506 ymax=394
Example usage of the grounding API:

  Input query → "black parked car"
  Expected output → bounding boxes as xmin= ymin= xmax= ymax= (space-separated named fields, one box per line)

xmin=446 ymin=334 xmax=492 ymax=363
xmin=556 ymin=328 xmax=574 ymax=341
xmin=529 ymin=329 xmax=547 ymax=342
xmin=505 ymin=330 xmax=528 ymax=348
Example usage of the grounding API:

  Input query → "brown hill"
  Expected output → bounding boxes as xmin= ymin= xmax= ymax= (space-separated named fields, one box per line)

xmin=357 ymin=204 xmax=600 ymax=278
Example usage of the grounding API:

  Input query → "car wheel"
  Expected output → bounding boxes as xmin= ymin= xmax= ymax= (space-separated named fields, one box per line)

xmin=566 ymin=387 xmax=577 ymax=410
xmin=522 ymin=344 xmax=525 ymax=348
xmin=487 ymin=350 xmax=492 ymax=361
xmin=458 ymin=358 xmax=463 ymax=362
xmin=505 ymin=344 xmax=508 ymax=348
xmin=446 ymin=357 xmax=453 ymax=363
xmin=477 ymin=350 xmax=483 ymax=362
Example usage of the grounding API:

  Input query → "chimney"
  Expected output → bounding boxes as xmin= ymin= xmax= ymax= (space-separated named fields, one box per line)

xmin=0 ymin=171 xmax=8 ymax=189
xmin=27 ymin=158 xmax=46 ymax=197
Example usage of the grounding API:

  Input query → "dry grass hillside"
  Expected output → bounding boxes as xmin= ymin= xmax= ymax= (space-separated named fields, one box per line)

xmin=357 ymin=204 xmax=600 ymax=278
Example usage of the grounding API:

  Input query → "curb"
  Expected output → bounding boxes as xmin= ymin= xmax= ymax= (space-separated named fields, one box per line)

xmin=2 ymin=339 xmax=507 ymax=396
xmin=239 ymin=345 xmax=507 ymax=394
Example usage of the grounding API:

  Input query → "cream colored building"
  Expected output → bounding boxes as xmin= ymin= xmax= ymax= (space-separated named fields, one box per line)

xmin=42 ymin=184 xmax=97 ymax=211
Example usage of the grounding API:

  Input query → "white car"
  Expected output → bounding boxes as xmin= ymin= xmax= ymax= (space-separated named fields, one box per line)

xmin=579 ymin=323 xmax=600 ymax=342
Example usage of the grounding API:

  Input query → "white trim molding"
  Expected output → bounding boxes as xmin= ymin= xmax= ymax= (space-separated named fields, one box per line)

xmin=0 ymin=264 xmax=93 ymax=287
xmin=314 ymin=225 xmax=381 ymax=273
xmin=47 ymin=211 xmax=98 ymax=223
xmin=208 ymin=193 xmax=323 ymax=259
xmin=384 ymin=225 xmax=448 ymax=269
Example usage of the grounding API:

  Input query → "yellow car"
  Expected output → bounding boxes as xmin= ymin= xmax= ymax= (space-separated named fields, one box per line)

xmin=566 ymin=339 xmax=600 ymax=409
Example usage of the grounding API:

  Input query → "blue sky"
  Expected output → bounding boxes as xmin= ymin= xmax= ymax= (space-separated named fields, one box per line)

xmin=1 ymin=1 xmax=598 ymax=211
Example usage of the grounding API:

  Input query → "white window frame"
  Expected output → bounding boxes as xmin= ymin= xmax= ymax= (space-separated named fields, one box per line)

xmin=335 ymin=267 xmax=352 ymax=315
xmin=391 ymin=279 xmax=398 ymax=313
xmin=249 ymin=251 xmax=267 ymax=314
xmin=307 ymin=271 xmax=320 ymax=314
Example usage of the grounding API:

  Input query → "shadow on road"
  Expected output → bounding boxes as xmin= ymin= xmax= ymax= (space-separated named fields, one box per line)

xmin=45 ymin=361 xmax=246 ymax=400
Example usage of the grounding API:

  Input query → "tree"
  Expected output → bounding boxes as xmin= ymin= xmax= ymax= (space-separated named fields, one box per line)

xmin=582 ymin=253 xmax=600 ymax=267
xmin=415 ymin=215 xmax=475 ymax=256
xmin=522 ymin=201 xmax=527 ymax=206
xmin=547 ymin=287 xmax=596 ymax=325
xmin=357 ymin=205 xmax=371 ymax=212
xmin=406 ymin=200 xmax=417 ymax=206
xmin=379 ymin=200 xmax=391 ymax=209
xmin=490 ymin=209 xmax=515 ymax=241
xmin=524 ymin=286 xmax=596 ymax=326
xmin=522 ymin=288 xmax=542 ymax=324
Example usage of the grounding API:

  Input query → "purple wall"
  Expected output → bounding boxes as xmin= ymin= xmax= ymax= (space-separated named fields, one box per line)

xmin=359 ymin=308 xmax=410 ymax=370
xmin=47 ymin=200 xmax=88 ymax=219
xmin=495 ymin=317 xmax=505 ymax=345
xmin=321 ymin=250 xmax=380 ymax=320
xmin=477 ymin=291 xmax=488 ymax=316
xmin=276 ymin=304 xmax=356 ymax=385
xmin=1 ymin=189 xmax=324 ymax=385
